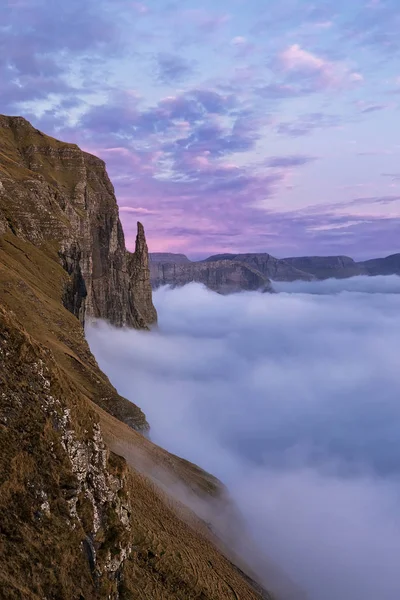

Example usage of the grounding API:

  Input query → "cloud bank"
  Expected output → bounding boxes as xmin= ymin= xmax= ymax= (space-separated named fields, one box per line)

xmin=87 ymin=279 xmax=400 ymax=600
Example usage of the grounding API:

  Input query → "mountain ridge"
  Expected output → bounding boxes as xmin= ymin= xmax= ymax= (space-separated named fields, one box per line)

xmin=149 ymin=251 xmax=400 ymax=290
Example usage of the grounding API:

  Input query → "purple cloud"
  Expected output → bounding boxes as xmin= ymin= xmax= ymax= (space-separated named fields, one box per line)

xmin=266 ymin=155 xmax=318 ymax=168
xmin=156 ymin=53 xmax=195 ymax=83
xmin=256 ymin=83 xmax=310 ymax=100
xmin=360 ymin=104 xmax=388 ymax=114
xmin=276 ymin=113 xmax=342 ymax=137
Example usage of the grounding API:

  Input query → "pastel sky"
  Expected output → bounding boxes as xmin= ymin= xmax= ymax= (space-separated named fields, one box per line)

xmin=2 ymin=0 xmax=400 ymax=258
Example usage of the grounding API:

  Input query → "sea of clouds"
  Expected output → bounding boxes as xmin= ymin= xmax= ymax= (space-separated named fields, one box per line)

xmin=86 ymin=276 xmax=400 ymax=600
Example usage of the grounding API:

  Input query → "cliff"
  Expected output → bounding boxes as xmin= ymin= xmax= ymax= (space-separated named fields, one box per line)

xmin=0 ymin=116 xmax=277 ymax=600
xmin=0 ymin=114 xmax=156 ymax=329
xmin=150 ymin=258 xmax=274 ymax=293
xmin=204 ymin=253 xmax=315 ymax=281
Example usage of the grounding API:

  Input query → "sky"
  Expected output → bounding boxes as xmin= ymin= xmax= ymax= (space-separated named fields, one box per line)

xmin=87 ymin=279 xmax=400 ymax=600
xmin=1 ymin=0 xmax=400 ymax=258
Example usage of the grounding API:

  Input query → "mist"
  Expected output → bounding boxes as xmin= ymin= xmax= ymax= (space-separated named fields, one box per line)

xmin=86 ymin=277 xmax=400 ymax=600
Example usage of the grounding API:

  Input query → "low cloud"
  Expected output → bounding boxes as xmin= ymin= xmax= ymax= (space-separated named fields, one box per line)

xmin=87 ymin=279 xmax=400 ymax=600
xmin=274 ymin=274 xmax=400 ymax=295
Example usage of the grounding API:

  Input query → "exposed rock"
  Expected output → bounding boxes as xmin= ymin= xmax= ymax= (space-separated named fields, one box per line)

xmin=283 ymin=255 xmax=366 ymax=279
xmin=204 ymin=253 xmax=315 ymax=281
xmin=0 ymin=114 xmax=156 ymax=329
xmin=0 ymin=307 xmax=133 ymax=599
xmin=151 ymin=259 xmax=274 ymax=293
xmin=127 ymin=223 xmax=157 ymax=326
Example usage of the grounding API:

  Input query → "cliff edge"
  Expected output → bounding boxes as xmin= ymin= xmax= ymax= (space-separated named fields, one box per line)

xmin=0 ymin=114 xmax=156 ymax=328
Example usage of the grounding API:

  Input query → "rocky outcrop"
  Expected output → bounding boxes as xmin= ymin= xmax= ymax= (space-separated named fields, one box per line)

xmin=1 ymin=304 xmax=276 ymax=600
xmin=151 ymin=259 xmax=274 ymax=293
xmin=0 ymin=114 xmax=156 ymax=329
xmin=0 ymin=306 xmax=135 ymax=599
xmin=204 ymin=253 xmax=315 ymax=281
xmin=128 ymin=223 xmax=157 ymax=325
xmin=283 ymin=255 xmax=366 ymax=279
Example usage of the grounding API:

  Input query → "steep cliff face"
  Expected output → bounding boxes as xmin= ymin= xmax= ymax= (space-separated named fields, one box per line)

xmin=204 ymin=253 xmax=315 ymax=281
xmin=0 ymin=114 xmax=156 ymax=329
xmin=150 ymin=258 xmax=274 ymax=293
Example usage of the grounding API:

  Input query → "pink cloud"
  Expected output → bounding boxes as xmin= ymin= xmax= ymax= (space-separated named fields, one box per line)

xmin=279 ymin=44 xmax=363 ymax=89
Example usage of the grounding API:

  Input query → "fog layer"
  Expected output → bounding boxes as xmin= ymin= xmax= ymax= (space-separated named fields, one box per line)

xmin=87 ymin=277 xmax=400 ymax=600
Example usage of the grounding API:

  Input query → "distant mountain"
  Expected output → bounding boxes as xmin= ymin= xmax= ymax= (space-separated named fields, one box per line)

xmin=284 ymin=254 xmax=400 ymax=279
xmin=203 ymin=253 xmax=314 ymax=281
xmin=283 ymin=255 xmax=366 ymax=280
xmin=150 ymin=258 xmax=273 ymax=293
xmin=150 ymin=251 xmax=400 ymax=291
xmin=360 ymin=253 xmax=400 ymax=276
xmin=150 ymin=252 xmax=191 ymax=264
